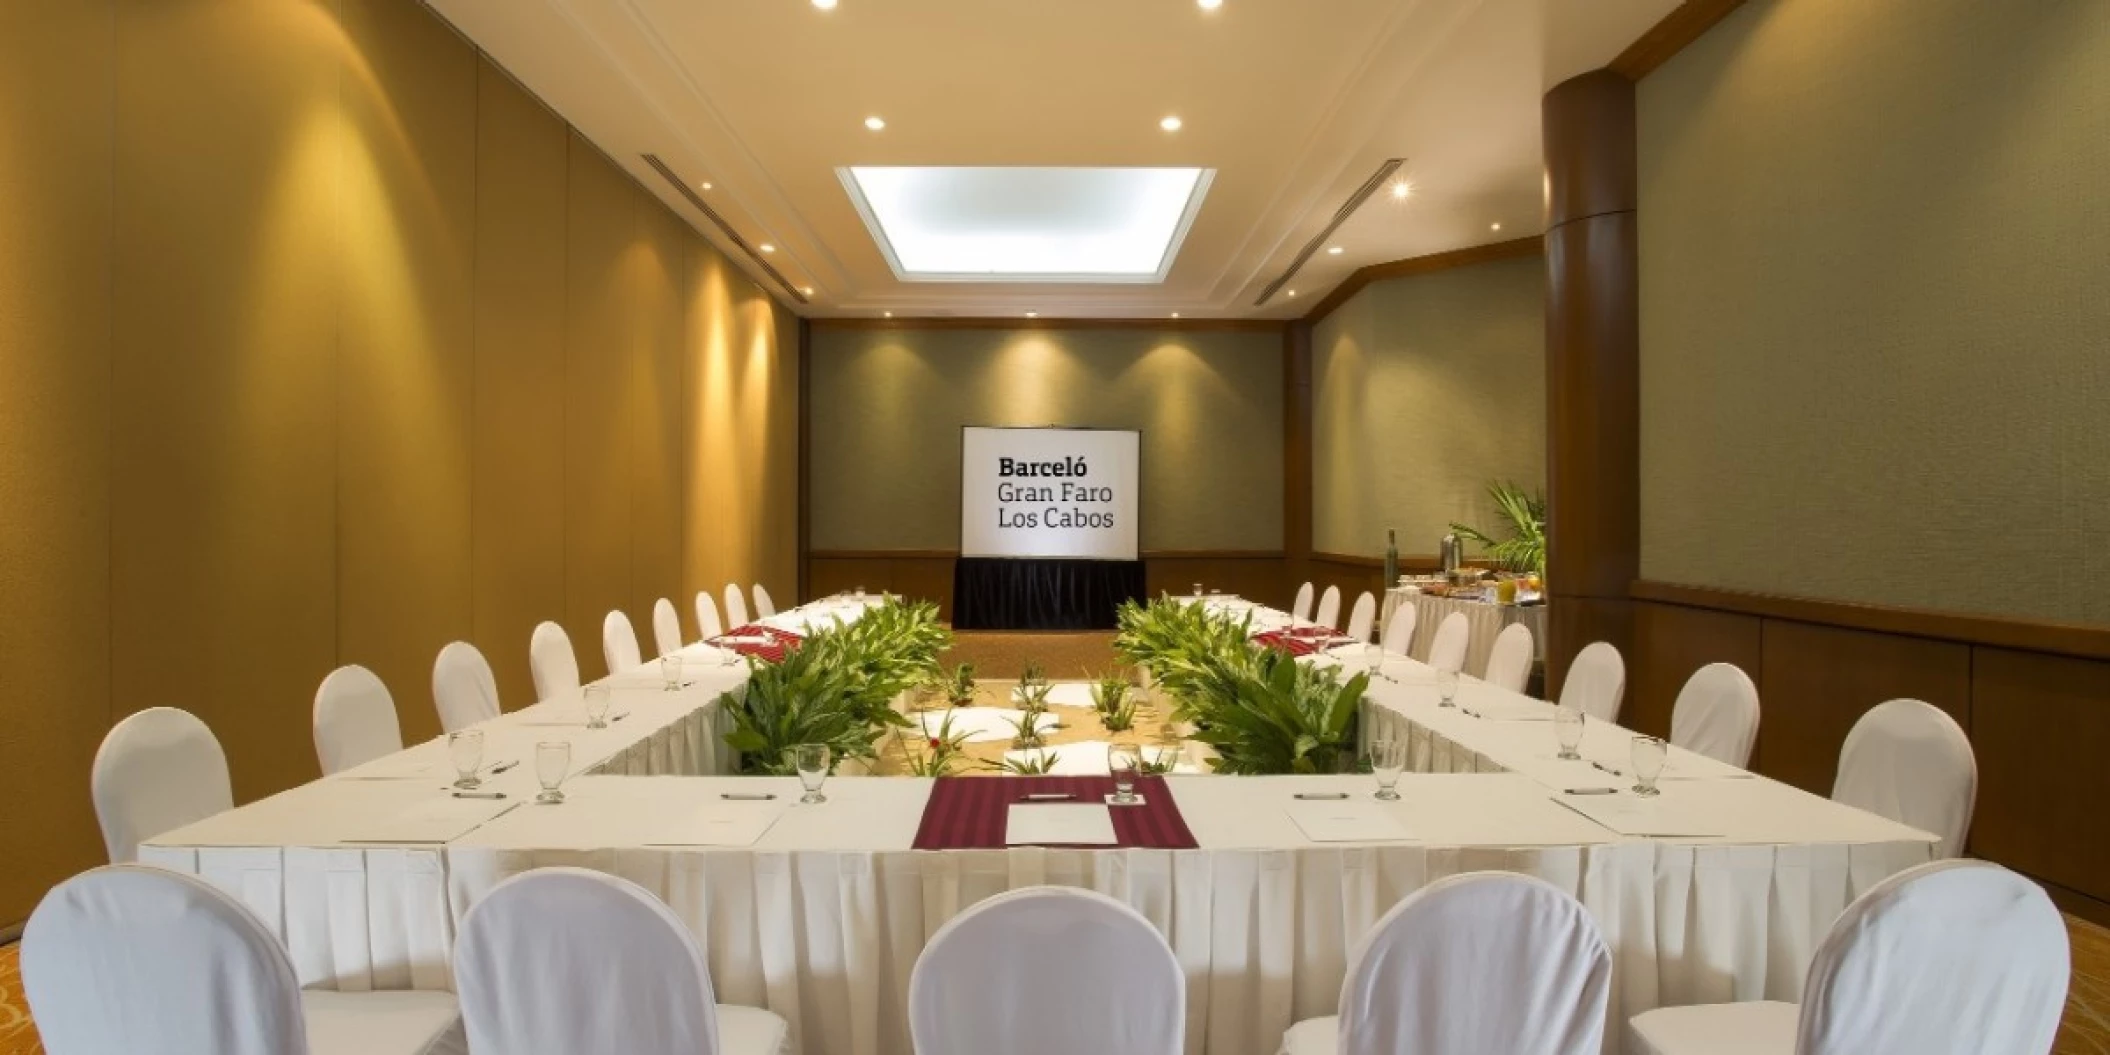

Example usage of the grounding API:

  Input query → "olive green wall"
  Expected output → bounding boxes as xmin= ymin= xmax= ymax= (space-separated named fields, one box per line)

xmin=809 ymin=327 xmax=1284 ymax=552
xmin=1637 ymin=0 xmax=2110 ymax=625
xmin=1310 ymin=255 xmax=1547 ymax=557
xmin=0 ymin=0 xmax=798 ymax=927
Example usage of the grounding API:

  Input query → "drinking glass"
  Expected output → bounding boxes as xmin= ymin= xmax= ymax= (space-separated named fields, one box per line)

xmin=661 ymin=654 xmax=685 ymax=692
xmin=1631 ymin=735 xmax=1668 ymax=797
xmin=583 ymin=684 xmax=612 ymax=729
xmin=1364 ymin=641 xmax=1384 ymax=672
xmin=448 ymin=729 xmax=484 ymax=789
xmin=534 ymin=741 xmax=570 ymax=804
xmin=1370 ymin=738 xmax=1405 ymax=801
xmin=854 ymin=586 xmax=867 ymax=601
xmin=1192 ymin=582 xmax=1204 ymax=598
xmin=1436 ymin=669 xmax=1459 ymax=708
xmin=1107 ymin=744 xmax=1142 ymax=805
xmin=792 ymin=744 xmax=831 ymax=804
xmin=1554 ymin=704 xmax=1586 ymax=761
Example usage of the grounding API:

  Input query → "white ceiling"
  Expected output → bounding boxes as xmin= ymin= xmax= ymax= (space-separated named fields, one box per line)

xmin=425 ymin=0 xmax=1680 ymax=319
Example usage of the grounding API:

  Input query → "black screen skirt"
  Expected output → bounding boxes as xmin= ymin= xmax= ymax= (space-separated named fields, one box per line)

xmin=952 ymin=557 xmax=1147 ymax=631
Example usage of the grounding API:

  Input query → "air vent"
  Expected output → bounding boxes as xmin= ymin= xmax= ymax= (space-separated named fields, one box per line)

xmin=1254 ymin=158 xmax=1405 ymax=307
xmin=641 ymin=154 xmax=810 ymax=305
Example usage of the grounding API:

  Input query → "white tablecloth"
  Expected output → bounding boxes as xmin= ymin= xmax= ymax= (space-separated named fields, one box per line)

xmin=143 ymin=597 xmax=1936 ymax=1055
xmin=1380 ymin=587 xmax=1546 ymax=678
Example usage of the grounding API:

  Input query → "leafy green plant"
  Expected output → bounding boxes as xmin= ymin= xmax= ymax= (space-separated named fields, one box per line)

xmin=1114 ymin=596 xmax=1255 ymax=707
xmin=1015 ymin=678 xmax=1054 ymax=715
xmin=1178 ymin=649 xmax=1367 ymax=775
xmin=1090 ymin=672 xmax=1130 ymax=716
xmin=1008 ymin=708 xmax=1056 ymax=749
xmin=721 ymin=598 xmax=951 ymax=774
xmin=1449 ymin=480 xmax=1547 ymax=577
xmin=893 ymin=709 xmax=971 ymax=777
xmin=1019 ymin=661 xmax=1047 ymax=687
xmin=1097 ymin=690 xmax=1139 ymax=733
xmin=992 ymin=750 xmax=1060 ymax=775
xmin=931 ymin=661 xmax=977 ymax=707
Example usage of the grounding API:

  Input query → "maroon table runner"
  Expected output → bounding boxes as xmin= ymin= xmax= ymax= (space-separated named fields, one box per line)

xmin=912 ymin=776 xmax=1199 ymax=850
xmin=1251 ymin=629 xmax=1350 ymax=656
xmin=708 ymin=623 xmax=804 ymax=663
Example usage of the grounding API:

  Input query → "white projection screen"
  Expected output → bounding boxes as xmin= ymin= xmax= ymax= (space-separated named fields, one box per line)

xmin=960 ymin=427 xmax=1140 ymax=560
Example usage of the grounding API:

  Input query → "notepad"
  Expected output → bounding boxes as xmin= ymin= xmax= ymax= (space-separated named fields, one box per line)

xmin=1284 ymin=800 xmax=1414 ymax=843
xmin=641 ymin=803 xmax=786 ymax=847
xmin=1555 ymin=793 xmax=1724 ymax=838
xmin=339 ymin=796 xmax=517 ymax=844
xmin=1005 ymin=804 xmax=1118 ymax=846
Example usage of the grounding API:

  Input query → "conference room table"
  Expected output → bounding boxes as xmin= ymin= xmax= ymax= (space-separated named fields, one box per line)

xmin=141 ymin=596 xmax=1937 ymax=1055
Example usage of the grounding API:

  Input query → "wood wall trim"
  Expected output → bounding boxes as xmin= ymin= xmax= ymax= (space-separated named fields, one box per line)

xmin=1299 ymin=236 xmax=1544 ymax=327
xmin=1608 ymin=0 xmax=1750 ymax=80
xmin=808 ymin=317 xmax=1287 ymax=334
xmin=1632 ymin=579 xmax=2110 ymax=663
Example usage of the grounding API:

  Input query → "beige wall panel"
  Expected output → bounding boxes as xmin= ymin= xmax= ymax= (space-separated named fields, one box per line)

xmin=629 ymin=202 xmax=688 ymax=640
xmin=470 ymin=66 xmax=569 ymax=708
xmin=335 ymin=0 xmax=477 ymax=743
xmin=109 ymin=0 xmax=343 ymax=803
xmin=0 ymin=0 xmax=115 ymax=925
xmin=563 ymin=138 xmax=638 ymax=678
xmin=809 ymin=328 xmax=1283 ymax=553
xmin=1310 ymin=256 xmax=1547 ymax=558
xmin=1638 ymin=0 xmax=2110 ymax=624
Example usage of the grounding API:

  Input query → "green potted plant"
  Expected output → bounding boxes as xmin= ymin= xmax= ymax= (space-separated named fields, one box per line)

xmin=1449 ymin=480 xmax=1547 ymax=580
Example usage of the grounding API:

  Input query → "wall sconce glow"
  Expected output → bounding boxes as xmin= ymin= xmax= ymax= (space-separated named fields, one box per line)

xmin=1159 ymin=116 xmax=1183 ymax=132
xmin=839 ymin=165 xmax=1214 ymax=282
xmin=864 ymin=116 xmax=886 ymax=131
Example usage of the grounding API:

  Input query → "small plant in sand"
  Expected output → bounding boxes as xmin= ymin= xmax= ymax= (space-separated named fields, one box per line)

xmin=992 ymin=750 xmax=1060 ymax=775
xmin=893 ymin=709 xmax=971 ymax=777
xmin=1008 ymin=707 xmax=1056 ymax=749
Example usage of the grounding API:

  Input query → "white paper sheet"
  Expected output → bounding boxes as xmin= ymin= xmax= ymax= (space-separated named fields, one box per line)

xmin=339 ymin=795 xmax=518 ymax=843
xmin=1005 ymin=803 xmax=1117 ymax=845
xmin=1554 ymin=792 xmax=1726 ymax=838
xmin=1283 ymin=800 xmax=1414 ymax=843
xmin=641 ymin=802 xmax=787 ymax=847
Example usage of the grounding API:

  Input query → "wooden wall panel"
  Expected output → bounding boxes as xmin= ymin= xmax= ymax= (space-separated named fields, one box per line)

xmin=469 ymin=64 xmax=569 ymax=708
xmin=1755 ymin=620 xmax=1970 ymax=798
xmin=629 ymin=202 xmax=689 ymax=640
xmin=1629 ymin=601 xmax=1762 ymax=743
xmin=109 ymin=0 xmax=343 ymax=802
xmin=1144 ymin=557 xmax=1286 ymax=609
xmin=335 ymin=0 xmax=477 ymax=744
xmin=0 ymin=0 xmax=115 ymax=923
xmin=1970 ymin=647 xmax=2110 ymax=907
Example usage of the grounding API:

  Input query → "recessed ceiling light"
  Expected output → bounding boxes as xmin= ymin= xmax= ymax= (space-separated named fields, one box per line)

xmin=802 ymin=287 xmax=815 ymax=295
xmin=883 ymin=311 xmax=893 ymax=318
xmin=699 ymin=181 xmax=713 ymax=191
xmin=864 ymin=116 xmax=886 ymax=131
xmin=1160 ymin=116 xmax=1183 ymax=132
xmin=1171 ymin=312 xmax=1182 ymax=318
xmin=1198 ymin=0 xmax=1223 ymax=9
xmin=759 ymin=243 xmax=776 ymax=253
xmin=1490 ymin=222 xmax=1502 ymax=231
xmin=1326 ymin=246 xmax=1344 ymax=255
xmin=1390 ymin=181 xmax=1411 ymax=200
xmin=812 ymin=0 xmax=837 ymax=9
xmin=1287 ymin=290 xmax=1297 ymax=298
xmin=1025 ymin=311 xmax=1039 ymax=318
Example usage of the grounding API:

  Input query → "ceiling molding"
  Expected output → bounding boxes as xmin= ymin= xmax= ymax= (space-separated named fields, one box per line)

xmin=1608 ymin=0 xmax=1749 ymax=80
xmin=1254 ymin=158 xmax=1405 ymax=307
xmin=810 ymin=317 xmax=1286 ymax=334
xmin=642 ymin=154 xmax=810 ymax=304
xmin=1300 ymin=235 xmax=1545 ymax=325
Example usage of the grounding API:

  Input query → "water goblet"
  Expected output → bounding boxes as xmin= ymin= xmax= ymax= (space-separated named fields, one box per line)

xmin=1192 ymin=582 xmax=1204 ymax=599
xmin=1107 ymin=744 xmax=1142 ymax=805
xmin=1554 ymin=704 xmax=1586 ymax=761
xmin=854 ymin=586 xmax=867 ymax=601
xmin=448 ymin=729 xmax=484 ymax=789
xmin=583 ymin=684 xmax=612 ymax=729
xmin=791 ymin=743 xmax=831 ymax=804
xmin=1370 ymin=738 xmax=1405 ymax=801
xmin=534 ymin=741 xmax=571 ymax=804
xmin=1436 ymin=669 xmax=1460 ymax=708
xmin=661 ymin=654 xmax=685 ymax=692
xmin=1631 ymin=735 xmax=1668 ymax=797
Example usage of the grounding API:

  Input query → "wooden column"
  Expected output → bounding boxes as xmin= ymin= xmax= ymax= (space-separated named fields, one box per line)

xmin=1542 ymin=69 xmax=1640 ymax=693
xmin=1283 ymin=321 xmax=1315 ymax=601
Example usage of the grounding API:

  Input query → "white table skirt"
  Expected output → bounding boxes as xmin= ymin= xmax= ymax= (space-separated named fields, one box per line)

xmin=1381 ymin=588 xmax=1546 ymax=677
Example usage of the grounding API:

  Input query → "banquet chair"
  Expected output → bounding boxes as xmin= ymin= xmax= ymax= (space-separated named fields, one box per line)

xmin=652 ymin=597 xmax=685 ymax=657
xmin=1483 ymin=622 xmax=1535 ymax=695
xmin=313 ymin=664 xmax=403 ymax=776
xmin=1559 ymin=642 xmax=1626 ymax=724
xmin=1315 ymin=585 xmax=1343 ymax=630
xmin=1668 ymin=662 xmax=1761 ymax=767
xmin=1279 ymin=871 xmax=1610 ymax=1055
xmin=1291 ymin=581 xmax=1316 ymax=623
xmin=92 ymin=707 xmax=232 ymax=863
xmin=1344 ymin=592 xmax=1377 ymax=642
xmin=1627 ymin=859 xmax=2065 ymax=1055
xmin=23 ymin=865 xmax=464 ymax=1055
xmin=752 ymin=583 xmax=777 ymax=618
xmin=1832 ymin=699 xmax=1976 ymax=857
xmin=695 ymin=590 xmax=726 ymax=641
xmin=431 ymin=641 xmax=500 ymax=734
xmin=1426 ymin=612 xmax=1471 ymax=673
xmin=603 ymin=609 xmax=644 ymax=675
xmin=529 ymin=620 xmax=581 ymax=702
xmin=911 ymin=886 xmax=1183 ymax=1055
xmin=456 ymin=868 xmax=788 ymax=1055
xmin=1380 ymin=601 xmax=1416 ymax=656
xmin=723 ymin=583 xmax=752 ymax=629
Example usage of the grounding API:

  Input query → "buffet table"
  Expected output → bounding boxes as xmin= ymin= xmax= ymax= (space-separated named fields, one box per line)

xmin=1382 ymin=585 xmax=1546 ymax=677
xmin=141 ymin=596 xmax=1936 ymax=1055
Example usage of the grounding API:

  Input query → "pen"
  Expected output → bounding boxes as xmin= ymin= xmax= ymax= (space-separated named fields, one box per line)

xmin=1563 ymin=787 xmax=1618 ymax=796
xmin=1293 ymin=792 xmax=1350 ymax=800
xmin=486 ymin=760 xmax=518 ymax=776
xmin=1590 ymin=761 xmax=1625 ymax=778
xmin=1021 ymin=792 xmax=1076 ymax=802
xmin=452 ymin=790 xmax=506 ymax=800
xmin=720 ymin=792 xmax=777 ymax=801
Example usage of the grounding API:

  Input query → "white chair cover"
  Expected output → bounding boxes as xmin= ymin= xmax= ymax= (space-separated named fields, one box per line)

xmin=1314 ymin=585 xmax=1343 ymax=630
xmin=1291 ymin=581 xmax=1316 ymax=623
xmin=723 ymin=583 xmax=751 ymax=629
xmin=92 ymin=708 xmax=232 ymax=863
xmin=313 ymin=665 xmax=403 ymax=776
xmin=1427 ymin=612 xmax=1470 ymax=673
xmin=1344 ymin=592 xmax=1377 ymax=643
xmin=603 ymin=609 xmax=644 ymax=674
xmin=911 ymin=886 xmax=1183 ymax=1055
xmin=529 ymin=621 xmax=581 ymax=703
xmin=651 ymin=597 xmax=685 ymax=657
xmin=23 ymin=865 xmax=463 ymax=1055
xmin=1627 ymin=860 xmax=2067 ymax=1055
xmin=431 ymin=641 xmax=500 ymax=734
xmin=1559 ymin=641 xmax=1626 ymax=724
xmin=1380 ymin=601 xmax=1416 ymax=656
xmin=695 ymin=591 xmax=725 ymax=640
xmin=752 ymin=583 xmax=777 ymax=618
xmin=1483 ymin=622 xmax=1535 ymax=695
xmin=1833 ymin=698 xmax=1976 ymax=857
xmin=1669 ymin=662 xmax=1761 ymax=767
xmin=1280 ymin=871 xmax=1610 ymax=1055
xmin=455 ymin=867 xmax=787 ymax=1055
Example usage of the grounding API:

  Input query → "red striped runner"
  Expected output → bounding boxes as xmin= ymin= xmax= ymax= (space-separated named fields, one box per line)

xmin=911 ymin=776 xmax=1198 ymax=850
xmin=708 ymin=624 xmax=805 ymax=664
xmin=1251 ymin=629 xmax=1350 ymax=656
